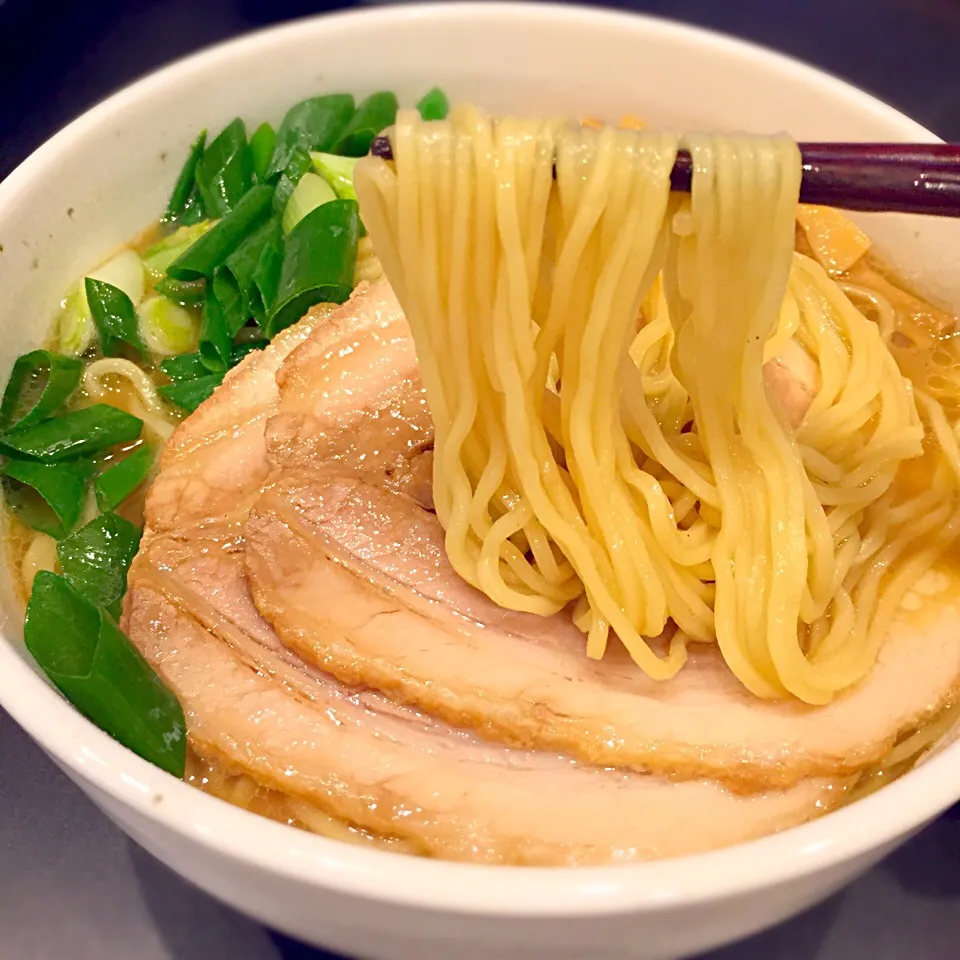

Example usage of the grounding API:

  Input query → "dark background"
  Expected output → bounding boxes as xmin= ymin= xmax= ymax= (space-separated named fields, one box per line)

xmin=4 ymin=0 xmax=960 ymax=178
xmin=3 ymin=1 xmax=960 ymax=958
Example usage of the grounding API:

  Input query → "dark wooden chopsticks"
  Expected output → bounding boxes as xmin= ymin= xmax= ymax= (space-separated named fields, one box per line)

xmin=369 ymin=136 xmax=960 ymax=218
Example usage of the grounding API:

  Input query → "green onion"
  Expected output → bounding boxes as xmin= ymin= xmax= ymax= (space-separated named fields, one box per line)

xmin=94 ymin=445 xmax=153 ymax=513
xmin=158 ymin=373 xmax=223 ymax=413
xmin=166 ymin=184 xmax=274 ymax=282
xmin=194 ymin=118 xmax=253 ymax=218
xmin=198 ymin=289 xmax=232 ymax=372
xmin=250 ymin=122 xmax=277 ymax=183
xmin=177 ymin=191 xmax=206 ymax=227
xmin=164 ymin=130 xmax=207 ymax=223
xmin=138 ymin=296 xmax=200 ymax=357
xmin=24 ymin=571 xmax=187 ymax=777
xmin=159 ymin=352 xmax=208 ymax=382
xmin=57 ymin=512 xmax=141 ymax=620
xmin=59 ymin=250 xmax=145 ymax=357
xmin=2 ymin=459 xmax=92 ymax=539
xmin=267 ymin=94 xmax=356 ymax=179
xmin=0 ymin=405 xmax=143 ymax=462
xmin=154 ymin=276 xmax=206 ymax=308
xmin=311 ymin=152 xmax=359 ymax=202
xmin=142 ymin=221 xmax=216 ymax=284
xmin=272 ymin=148 xmax=313 ymax=218
xmin=266 ymin=199 xmax=359 ymax=337
xmin=282 ymin=172 xmax=336 ymax=235
xmin=417 ymin=87 xmax=450 ymax=121
xmin=332 ymin=92 xmax=398 ymax=156
xmin=210 ymin=215 xmax=280 ymax=338
xmin=0 ymin=350 xmax=83 ymax=431
xmin=249 ymin=220 xmax=285 ymax=326
xmin=85 ymin=278 xmax=148 ymax=358
xmin=160 ymin=339 xmax=264 ymax=387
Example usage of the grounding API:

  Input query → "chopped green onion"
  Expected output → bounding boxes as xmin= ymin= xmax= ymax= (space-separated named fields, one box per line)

xmin=267 ymin=94 xmax=356 ymax=179
xmin=85 ymin=278 xmax=147 ymax=358
xmin=417 ymin=87 xmax=450 ymax=121
xmin=266 ymin=199 xmax=359 ymax=337
xmin=24 ymin=571 xmax=187 ymax=777
xmin=94 ymin=445 xmax=153 ymax=513
xmin=332 ymin=92 xmax=398 ymax=156
xmin=143 ymin=221 xmax=216 ymax=284
xmin=57 ymin=512 xmax=141 ymax=620
xmin=0 ymin=351 xmax=83 ymax=431
xmin=212 ymin=215 xmax=281 ymax=333
xmin=272 ymin=148 xmax=313 ymax=218
xmin=249 ymin=220 xmax=285 ymax=326
xmin=166 ymin=184 xmax=274 ymax=282
xmin=159 ymin=374 xmax=223 ymax=413
xmin=282 ymin=172 xmax=336 ymax=235
xmin=153 ymin=275 xmax=206 ymax=307
xmin=164 ymin=130 xmax=207 ymax=223
xmin=159 ymin=352 xmax=208 ymax=382
xmin=138 ymin=296 xmax=200 ymax=357
xmin=198 ymin=289 xmax=232 ymax=372
xmin=311 ymin=152 xmax=359 ymax=202
xmin=177 ymin=191 xmax=206 ymax=227
xmin=59 ymin=250 xmax=145 ymax=357
xmin=194 ymin=118 xmax=253 ymax=218
xmin=2 ymin=459 xmax=92 ymax=539
xmin=0 ymin=405 xmax=143 ymax=462
xmin=250 ymin=122 xmax=277 ymax=183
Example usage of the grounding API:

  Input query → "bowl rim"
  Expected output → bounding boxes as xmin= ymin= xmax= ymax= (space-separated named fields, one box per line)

xmin=0 ymin=0 xmax=955 ymax=919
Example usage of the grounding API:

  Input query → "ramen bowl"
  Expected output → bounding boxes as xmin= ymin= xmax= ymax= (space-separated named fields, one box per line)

xmin=1 ymin=4 xmax=960 ymax=959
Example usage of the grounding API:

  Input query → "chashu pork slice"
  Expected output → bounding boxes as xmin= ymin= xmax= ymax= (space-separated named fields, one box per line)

xmin=265 ymin=277 xmax=433 ymax=508
xmin=244 ymin=470 xmax=960 ymax=791
xmin=128 ymin=521 xmax=847 ymax=865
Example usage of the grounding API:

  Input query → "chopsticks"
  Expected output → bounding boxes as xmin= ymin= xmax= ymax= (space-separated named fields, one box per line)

xmin=369 ymin=137 xmax=960 ymax=218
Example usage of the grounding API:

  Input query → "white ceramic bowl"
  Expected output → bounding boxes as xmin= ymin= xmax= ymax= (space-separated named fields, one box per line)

xmin=2 ymin=5 xmax=960 ymax=959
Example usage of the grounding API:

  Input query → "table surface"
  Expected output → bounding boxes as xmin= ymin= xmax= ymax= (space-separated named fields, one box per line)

xmin=4 ymin=1 xmax=960 ymax=957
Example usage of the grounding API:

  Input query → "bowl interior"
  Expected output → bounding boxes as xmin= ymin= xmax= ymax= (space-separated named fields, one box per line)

xmin=2 ymin=1 xmax=960 ymax=918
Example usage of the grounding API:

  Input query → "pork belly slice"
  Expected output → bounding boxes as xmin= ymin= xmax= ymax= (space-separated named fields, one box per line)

xmin=144 ymin=304 xmax=332 ymax=534
xmin=244 ymin=470 xmax=960 ymax=791
xmin=126 ymin=528 xmax=844 ymax=866
xmin=266 ymin=277 xmax=433 ymax=508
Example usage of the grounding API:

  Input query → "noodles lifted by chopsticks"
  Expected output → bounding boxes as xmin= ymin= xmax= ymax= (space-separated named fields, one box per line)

xmin=356 ymin=105 xmax=960 ymax=704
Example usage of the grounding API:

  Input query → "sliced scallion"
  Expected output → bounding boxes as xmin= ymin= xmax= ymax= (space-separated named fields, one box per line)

xmin=194 ymin=118 xmax=253 ymax=218
xmin=250 ymin=122 xmax=277 ymax=184
xmin=266 ymin=199 xmax=359 ymax=337
xmin=0 ymin=405 xmax=143 ymax=462
xmin=164 ymin=130 xmax=207 ymax=223
xmin=282 ymin=172 xmax=336 ymax=235
xmin=272 ymin=148 xmax=313 ymax=218
xmin=2 ymin=459 xmax=92 ymax=539
xmin=158 ymin=373 xmax=224 ymax=413
xmin=57 ymin=511 xmax=141 ymax=620
xmin=332 ymin=91 xmax=398 ymax=156
xmin=85 ymin=278 xmax=148 ymax=358
xmin=154 ymin=275 xmax=206 ymax=308
xmin=94 ymin=444 xmax=153 ymax=513
xmin=143 ymin=221 xmax=216 ymax=284
xmin=59 ymin=250 xmax=145 ymax=357
xmin=417 ymin=87 xmax=450 ymax=121
xmin=24 ymin=571 xmax=187 ymax=777
xmin=311 ymin=152 xmax=359 ymax=202
xmin=0 ymin=350 xmax=83 ymax=431
xmin=166 ymin=184 xmax=274 ymax=282
xmin=267 ymin=94 xmax=355 ymax=179
xmin=137 ymin=296 xmax=199 ymax=357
